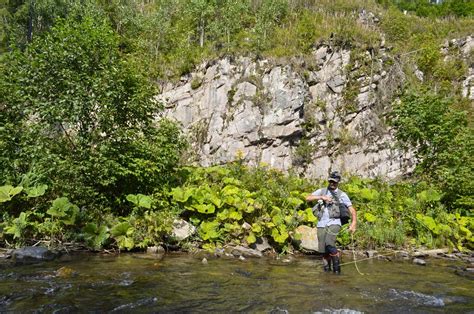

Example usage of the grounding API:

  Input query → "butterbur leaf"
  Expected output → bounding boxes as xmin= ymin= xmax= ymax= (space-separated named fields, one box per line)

xmin=364 ymin=212 xmax=377 ymax=223
xmin=360 ymin=188 xmax=379 ymax=201
xmin=10 ymin=186 xmax=23 ymax=197
xmin=247 ymin=232 xmax=256 ymax=244
xmin=25 ymin=184 xmax=48 ymax=198
xmin=0 ymin=188 xmax=11 ymax=203
xmin=110 ymin=222 xmax=132 ymax=237
xmin=194 ymin=203 xmax=216 ymax=214
xmin=171 ymin=187 xmax=193 ymax=203
xmin=209 ymin=193 xmax=222 ymax=208
xmin=271 ymin=227 xmax=288 ymax=243
xmin=287 ymin=197 xmax=304 ymax=207
xmin=228 ymin=210 xmax=242 ymax=220
xmin=47 ymin=197 xmax=71 ymax=217
xmin=199 ymin=220 xmax=220 ymax=240
xmin=0 ymin=185 xmax=23 ymax=203
xmin=304 ymin=208 xmax=317 ymax=223
xmin=126 ymin=194 xmax=152 ymax=209
xmin=417 ymin=189 xmax=441 ymax=203
xmin=251 ymin=223 xmax=262 ymax=233
xmin=223 ymin=178 xmax=242 ymax=186
xmin=117 ymin=236 xmax=135 ymax=250
xmin=222 ymin=185 xmax=239 ymax=196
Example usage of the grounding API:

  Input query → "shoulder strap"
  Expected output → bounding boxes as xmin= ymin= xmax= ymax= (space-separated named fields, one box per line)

xmin=328 ymin=189 xmax=341 ymax=206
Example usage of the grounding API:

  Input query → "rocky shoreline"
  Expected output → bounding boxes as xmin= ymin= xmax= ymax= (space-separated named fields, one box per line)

xmin=1 ymin=245 xmax=472 ymax=279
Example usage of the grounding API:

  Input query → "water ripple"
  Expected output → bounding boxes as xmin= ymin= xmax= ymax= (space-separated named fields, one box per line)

xmin=388 ymin=288 xmax=445 ymax=307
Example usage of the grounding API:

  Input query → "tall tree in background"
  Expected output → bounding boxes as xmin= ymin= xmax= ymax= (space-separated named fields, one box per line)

xmin=0 ymin=16 xmax=186 ymax=211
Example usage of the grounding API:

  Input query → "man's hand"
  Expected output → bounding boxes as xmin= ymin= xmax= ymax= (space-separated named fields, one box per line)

xmin=348 ymin=223 xmax=356 ymax=233
xmin=321 ymin=195 xmax=333 ymax=203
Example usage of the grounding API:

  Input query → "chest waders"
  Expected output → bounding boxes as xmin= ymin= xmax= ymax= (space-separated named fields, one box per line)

xmin=315 ymin=188 xmax=343 ymax=274
xmin=320 ymin=225 xmax=341 ymax=274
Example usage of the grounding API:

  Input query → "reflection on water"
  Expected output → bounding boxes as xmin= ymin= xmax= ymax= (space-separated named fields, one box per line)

xmin=0 ymin=253 xmax=472 ymax=312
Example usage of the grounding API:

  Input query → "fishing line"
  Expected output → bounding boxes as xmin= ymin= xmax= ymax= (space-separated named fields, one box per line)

xmin=350 ymin=232 xmax=365 ymax=275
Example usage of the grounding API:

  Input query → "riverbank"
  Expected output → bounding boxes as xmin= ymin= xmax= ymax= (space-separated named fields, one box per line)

xmin=1 ymin=245 xmax=472 ymax=279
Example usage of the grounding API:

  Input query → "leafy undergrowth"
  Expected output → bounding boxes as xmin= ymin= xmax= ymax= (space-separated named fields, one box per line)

xmin=1 ymin=163 xmax=472 ymax=254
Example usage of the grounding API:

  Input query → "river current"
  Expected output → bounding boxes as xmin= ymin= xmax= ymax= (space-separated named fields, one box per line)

xmin=0 ymin=253 xmax=472 ymax=313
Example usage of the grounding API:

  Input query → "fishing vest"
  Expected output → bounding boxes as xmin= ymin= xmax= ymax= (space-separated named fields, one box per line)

xmin=313 ymin=188 xmax=350 ymax=223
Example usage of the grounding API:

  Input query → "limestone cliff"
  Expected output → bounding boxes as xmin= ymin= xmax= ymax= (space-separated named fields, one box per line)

xmin=156 ymin=36 xmax=473 ymax=180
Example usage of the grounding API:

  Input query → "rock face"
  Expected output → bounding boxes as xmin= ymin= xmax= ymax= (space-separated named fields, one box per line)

xmin=156 ymin=39 xmax=469 ymax=179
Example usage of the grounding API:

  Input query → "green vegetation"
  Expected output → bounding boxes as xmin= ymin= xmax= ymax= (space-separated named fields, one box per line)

xmin=377 ymin=0 xmax=474 ymax=18
xmin=0 ymin=0 xmax=472 ymax=254
xmin=1 ymin=164 xmax=472 ymax=252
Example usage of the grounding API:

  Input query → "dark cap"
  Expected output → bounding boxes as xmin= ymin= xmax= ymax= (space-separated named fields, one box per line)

xmin=328 ymin=171 xmax=341 ymax=183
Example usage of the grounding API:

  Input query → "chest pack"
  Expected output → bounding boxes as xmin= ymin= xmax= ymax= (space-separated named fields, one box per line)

xmin=314 ymin=188 xmax=350 ymax=225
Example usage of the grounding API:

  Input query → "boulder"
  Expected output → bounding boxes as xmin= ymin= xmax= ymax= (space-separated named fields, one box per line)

xmin=147 ymin=245 xmax=165 ymax=254
xmin=229 ymin=245 xmax=263 ymax=258
xmin=250 ymin=237 xmax=272 ymax=253
xmin=294 ymin=225 xmax=319 ymax=252
xmin=12 ymin=246 xmax=58 ymax=264
xmin=171 ymin=219 xmax=196 ymax=241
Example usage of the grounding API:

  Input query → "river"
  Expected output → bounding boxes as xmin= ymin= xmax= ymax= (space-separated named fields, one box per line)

xmin=0 ymin=253 xmax=472 ymax=312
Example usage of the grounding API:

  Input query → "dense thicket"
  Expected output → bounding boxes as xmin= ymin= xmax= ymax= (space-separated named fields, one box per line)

xmin=0 ymin=16 xmax=186 ymax=211
xmin=0 ymin=0 xmax=472 ymax=252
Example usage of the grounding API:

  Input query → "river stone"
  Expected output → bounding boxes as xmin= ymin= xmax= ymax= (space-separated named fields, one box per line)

xmin=229 ymin=245 xmax=262 ymax=258
xmin=413 ymin=258 xmax=426 ymax=266
xmin=12 ymin=246 xmax=58 ymax=264
xmin=294 ymin=225 xmax=318 ymax=252
xmin=250 ymin=237 xmax=272 ymax=252
xmin=366 ymin=250 xmax=378 ymax=258
xmin=171 ymin=219 xmax=196 ymax=241
xmin=147 ymin=245 xmax=165 ymax=254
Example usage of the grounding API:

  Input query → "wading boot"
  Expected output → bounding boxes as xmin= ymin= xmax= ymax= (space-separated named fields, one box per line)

xmin=331 ymin=253 xmax=341 ymax=274
xmin=322 ymin=254 xmax=332 ymax=272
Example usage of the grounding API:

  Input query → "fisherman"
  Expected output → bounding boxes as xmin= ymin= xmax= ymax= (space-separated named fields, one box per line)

xmin=305 ymin=171 xmax=357 ymax=274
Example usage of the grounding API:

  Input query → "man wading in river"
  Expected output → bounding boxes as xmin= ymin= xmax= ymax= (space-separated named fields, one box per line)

xmin=306 ymin=171 xmax=357 ymax=274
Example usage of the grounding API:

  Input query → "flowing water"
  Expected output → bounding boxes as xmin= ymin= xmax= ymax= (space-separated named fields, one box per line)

xmin=0 ymin=253 xmax=472 ymax=313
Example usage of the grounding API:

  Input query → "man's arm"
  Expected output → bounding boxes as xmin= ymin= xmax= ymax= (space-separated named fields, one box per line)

xmin=306 ymin=193 xmax=332 ymax=203
xmin=348 ymin=205 xmax=357 ymax=233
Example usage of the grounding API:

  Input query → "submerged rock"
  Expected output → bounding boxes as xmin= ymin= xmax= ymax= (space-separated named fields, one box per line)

xmin=12 ymin=246 xmax=58 ymax=264
xmin=413 ymin=258 xmax=426 ymax=266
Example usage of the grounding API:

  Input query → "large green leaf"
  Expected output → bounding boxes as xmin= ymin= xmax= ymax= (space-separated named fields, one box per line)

xmin=0 ymin=185 xmax=23 ymax=203
xmin=47 ymin=197 xmax=70 ymax=217
xmin=359 ymin=188 xmax=379 ymax=201
xmin=126 ymin=194 xmax=152 ymax=209
xmin=417 ymin=189 xmax=442 ymax=203
xmin=287 ymin=197 xmax=304 ymax=207
xmin=199 ymin=220 xmax=221 ymax=240
xmin=271 ymin=226 xmax=289 ymax=244
xmin=171 ymin=187 xmax=193 ymax=203
xmin=110 ymin=222 xmax=132 ymax=237
xmin=193 ymin=203 xmax=216 ymax=214
xmin=25 ymin=184 xmax=48 ymax=198
xmin=364 ymin=212 xmax=377 ymax=223
xmin=247 ymin=232 xmax=256 ymax=244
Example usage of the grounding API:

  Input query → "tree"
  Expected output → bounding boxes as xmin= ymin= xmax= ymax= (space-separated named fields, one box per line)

xmin=0 ymin=16 xmax=186 ymax=211
xmin=391 ymin=92 xmax=472 ymax=211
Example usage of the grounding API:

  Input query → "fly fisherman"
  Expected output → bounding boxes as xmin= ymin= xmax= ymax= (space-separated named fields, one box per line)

xmin=305 ymin=171 xmax=357 ymax=274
